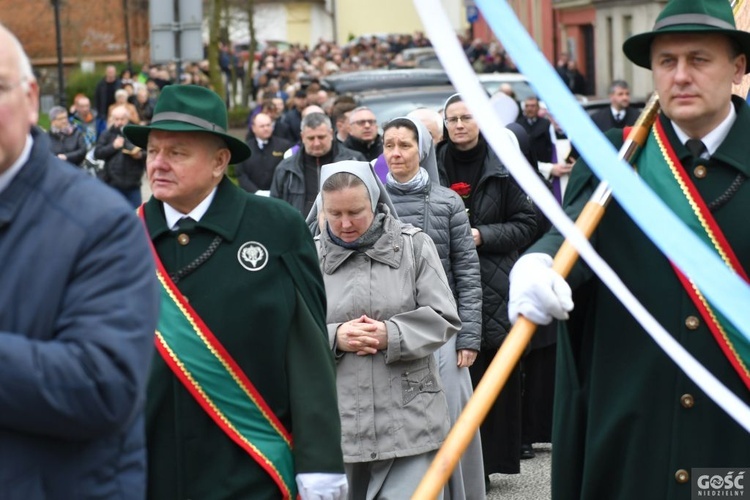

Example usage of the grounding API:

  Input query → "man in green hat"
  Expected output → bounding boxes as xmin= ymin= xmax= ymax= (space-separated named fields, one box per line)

xmin=124 ymin=84 xmax=347 ymax=499
xmin=509 ymin=0 xmax=750 ymax=498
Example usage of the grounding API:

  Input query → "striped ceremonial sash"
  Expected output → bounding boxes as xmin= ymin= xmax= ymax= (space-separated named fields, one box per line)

xmin=634 ymin=123 xmax=750 ymax=392
xmin=138 ymin=207 xmax=296 ymax=498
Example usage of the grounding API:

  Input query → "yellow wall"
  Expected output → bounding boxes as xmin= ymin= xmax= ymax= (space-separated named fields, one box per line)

xmin=286 ymin=2 xmax=312 ymax=46
xmin=336 ymin=0 xmax=431 ymax=42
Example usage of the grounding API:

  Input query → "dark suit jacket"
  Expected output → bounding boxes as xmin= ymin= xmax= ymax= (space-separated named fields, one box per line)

xmin=590 ymin=106 xmax=640 ymax=132
xmin=235 ymin=136 xmax=292 ymax=192
xmin=515 ymin=116 xmax=554 ymax=163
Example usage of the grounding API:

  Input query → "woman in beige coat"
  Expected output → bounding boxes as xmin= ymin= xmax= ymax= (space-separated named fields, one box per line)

xmin=315 ymin=161 xmax=461 ymax=500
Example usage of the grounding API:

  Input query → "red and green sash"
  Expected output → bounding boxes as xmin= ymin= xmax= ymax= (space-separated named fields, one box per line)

xmin=138 ymin=207 xmax=296 ymax=498
xmin=632 ymin=123 xmax=750 ymax=391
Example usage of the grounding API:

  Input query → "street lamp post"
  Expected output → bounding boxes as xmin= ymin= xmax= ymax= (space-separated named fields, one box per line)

xmin=123 ymin=0 xmax=133 ymax=72
xmin=51 ymin=0 xmax=65 ymax=106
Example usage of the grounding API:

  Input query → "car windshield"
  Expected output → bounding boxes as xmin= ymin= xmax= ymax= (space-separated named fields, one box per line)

xmin=356 ymin=87 xmax=458 ymax=125
xmin=480 ymin=79 xmax=535 ymax=102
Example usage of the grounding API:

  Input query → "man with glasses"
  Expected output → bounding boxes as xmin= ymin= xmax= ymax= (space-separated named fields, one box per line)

xmin=437 ymin=94 xmax=537 ymax=488
xmin=0 ymin=23 xmax=158 ymax=497
xmin=344 ymin=106 xmax=383 ymax=162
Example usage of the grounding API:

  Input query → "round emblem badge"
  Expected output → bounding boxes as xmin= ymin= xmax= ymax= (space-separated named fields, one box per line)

xmin=237 ymin=241 xmax=269 ymax=271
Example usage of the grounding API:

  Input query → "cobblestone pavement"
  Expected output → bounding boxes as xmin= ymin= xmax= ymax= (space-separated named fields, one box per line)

xmin=486 ymin=443 xmax=551 ymax=500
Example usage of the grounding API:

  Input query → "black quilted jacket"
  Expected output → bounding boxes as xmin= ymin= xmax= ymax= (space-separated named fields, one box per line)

xmin=436 ymin=143 xmax=536 ymax=349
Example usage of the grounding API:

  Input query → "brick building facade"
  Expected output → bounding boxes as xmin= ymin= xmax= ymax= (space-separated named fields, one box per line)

xmin=0 ymin=0 xmax=149 ymax=69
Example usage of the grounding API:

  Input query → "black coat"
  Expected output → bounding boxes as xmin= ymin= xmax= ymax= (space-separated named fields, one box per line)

xmin=437 ymin=143 xmax=537 ymax=350
xmin=514 ymin=116 xmax=554 ymax=163
xmin=47 ymin=129 xmax=87 ymax=166
xmin=437 ymin=141 xmax=536 ymax=475
xmin=93 ymin=78 xmax=121 ymax=118
xmin=343 ymin=134 xmax=383 ymax=162
xmin=277 ymin=109 xmax=302 ymax=143
xmin=590 ymin=106 xmax=640 ymax=132
xmin=94 ymin=127 xmax=145 ymax=190
xmin=235 ymin=136 xmax=292 ymax=193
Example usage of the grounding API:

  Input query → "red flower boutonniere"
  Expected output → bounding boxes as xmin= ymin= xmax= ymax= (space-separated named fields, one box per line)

xmin=450 ymin=182 xmax=471 ymax=198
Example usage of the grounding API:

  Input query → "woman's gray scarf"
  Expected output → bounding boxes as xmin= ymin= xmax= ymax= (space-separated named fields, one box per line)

xmin=385 ymin=167 xmax=430 ymax=194
xmin=326 ymin=212 xmax=386 ymax=250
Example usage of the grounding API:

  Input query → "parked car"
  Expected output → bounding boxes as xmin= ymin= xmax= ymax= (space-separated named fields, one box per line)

xmin=390 ymin=47 xmax=437 ymax=68
xmin=353 ymin=85 xmax=492 ymax=125
xmin=477 ymin=73 xmax=536 ymax=101
xmin=321 ymin=68 xmax=452 ymax=94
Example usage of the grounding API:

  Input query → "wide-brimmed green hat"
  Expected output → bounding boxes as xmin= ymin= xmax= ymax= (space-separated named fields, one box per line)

xmin=623 ymin=0 xmax=750 ymax=72
xmin=123 ymin=85 xmax=251 ymax=163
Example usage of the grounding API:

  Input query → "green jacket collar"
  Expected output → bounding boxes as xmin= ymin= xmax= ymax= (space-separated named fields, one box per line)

xmin=144 ymin=176 xmax=245 ymax=242
xmin=661 ymin=95 xmax=750 ymax=178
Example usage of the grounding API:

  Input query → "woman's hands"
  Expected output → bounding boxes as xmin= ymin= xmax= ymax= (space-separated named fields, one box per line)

xmin=336 ymin=315 xmax=388 ymax=356
xmin=457 ymin=349 xmax=478 ymax=368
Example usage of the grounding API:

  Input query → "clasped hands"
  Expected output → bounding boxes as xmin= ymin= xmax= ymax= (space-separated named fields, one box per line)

xmin=336 ymin=315 xmax=388 ymax=355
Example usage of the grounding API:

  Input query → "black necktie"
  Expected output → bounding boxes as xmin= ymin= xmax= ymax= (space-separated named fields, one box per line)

xmin=614 ymin=111 xmax=624 ymax=125
xmin=176 ymin=216 xmax=196 ymax=231
xmin=685 ymin=139 xmax=707 ymax=159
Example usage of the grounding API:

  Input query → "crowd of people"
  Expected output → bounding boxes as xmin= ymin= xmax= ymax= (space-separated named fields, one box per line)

xmin=5 ymin=0 xmax=750 ymax=498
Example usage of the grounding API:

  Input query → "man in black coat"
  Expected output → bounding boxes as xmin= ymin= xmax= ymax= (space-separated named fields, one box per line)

xmin=276 ymin=90 xmax=307 ymax=143
xmin=235 ymin=112 xmax=291 ymax=194
xmin=93 ymin=65 xmax=121 ymax=136
xmin=515 ymin=96 xmax=554 ymax=163
xmin=590 ymin=80 xmax=640 ymax=132
xmin=343 ymin=107 xmax=383 ymax=162
xmin=95 ymin=105 xmax=145 ymax=208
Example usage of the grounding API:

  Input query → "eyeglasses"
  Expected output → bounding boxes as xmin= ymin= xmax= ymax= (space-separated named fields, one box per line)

xmin=445 ymin=114 xmax=474 ymax=126
xmin=352 ymin=119 xmax=377 ymax=127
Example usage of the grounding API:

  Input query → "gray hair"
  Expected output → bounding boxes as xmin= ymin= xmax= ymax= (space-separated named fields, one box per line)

xmin=301 ymin=112 xmax=332 ymax=131
xmin=0 ymin=23 xmax=35 ymax=90
xmin=48 ymin=105 xmax=68 ymax=121
xmin=608 ymin=80 xmax=629 ymax=94
xmin=348 ymin=106 xmax=374 ymax=123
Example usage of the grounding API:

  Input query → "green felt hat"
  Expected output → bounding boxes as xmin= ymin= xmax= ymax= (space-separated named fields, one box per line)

xmin=623 ymin=0 xmax=750 ymax=73
xmin=123 ymin=85 xmax=251 ymax=163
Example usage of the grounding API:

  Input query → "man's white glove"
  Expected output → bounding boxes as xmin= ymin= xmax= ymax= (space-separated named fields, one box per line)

xmin=509 ymin=253 xmax=574 ymax=325
xmin=296 ymin=473 xmax=348 ymax=500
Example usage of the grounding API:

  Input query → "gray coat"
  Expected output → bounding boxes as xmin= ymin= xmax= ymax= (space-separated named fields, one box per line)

xmin=315 ymin=212 xmax=461 ymax=463
xmin=270 ymin=143 xmax=365 ymax=213
xmin=386 ymin=182 xmax=482 ymax=351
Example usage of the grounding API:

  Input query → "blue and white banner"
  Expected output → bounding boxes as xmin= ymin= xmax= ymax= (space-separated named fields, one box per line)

xmin=413 ymin=0 xmax=750 ymax=431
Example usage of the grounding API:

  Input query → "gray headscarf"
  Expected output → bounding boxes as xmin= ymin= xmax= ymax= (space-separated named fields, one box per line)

xmin=305 ymin=160 xmax=398 ymax=234
xmin=391 ymin=116 xmax=440 ymax=185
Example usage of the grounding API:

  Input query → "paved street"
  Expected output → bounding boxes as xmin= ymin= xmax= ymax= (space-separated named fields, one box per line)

xmin=486 ymin=443 xmax=551 ymax=500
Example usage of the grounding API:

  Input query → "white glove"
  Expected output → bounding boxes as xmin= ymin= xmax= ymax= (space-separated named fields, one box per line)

xmin=509 ymin=253 xmax=574 ymax=325
xmin=296 ymin=473 xmax=348 ymax=500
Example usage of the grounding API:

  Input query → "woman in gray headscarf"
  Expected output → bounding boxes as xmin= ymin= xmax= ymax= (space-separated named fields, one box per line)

xmin=382 ymin=116 xmax=485 ymax=500
xmin=314 ymin=160 xmax=460 ymax=500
